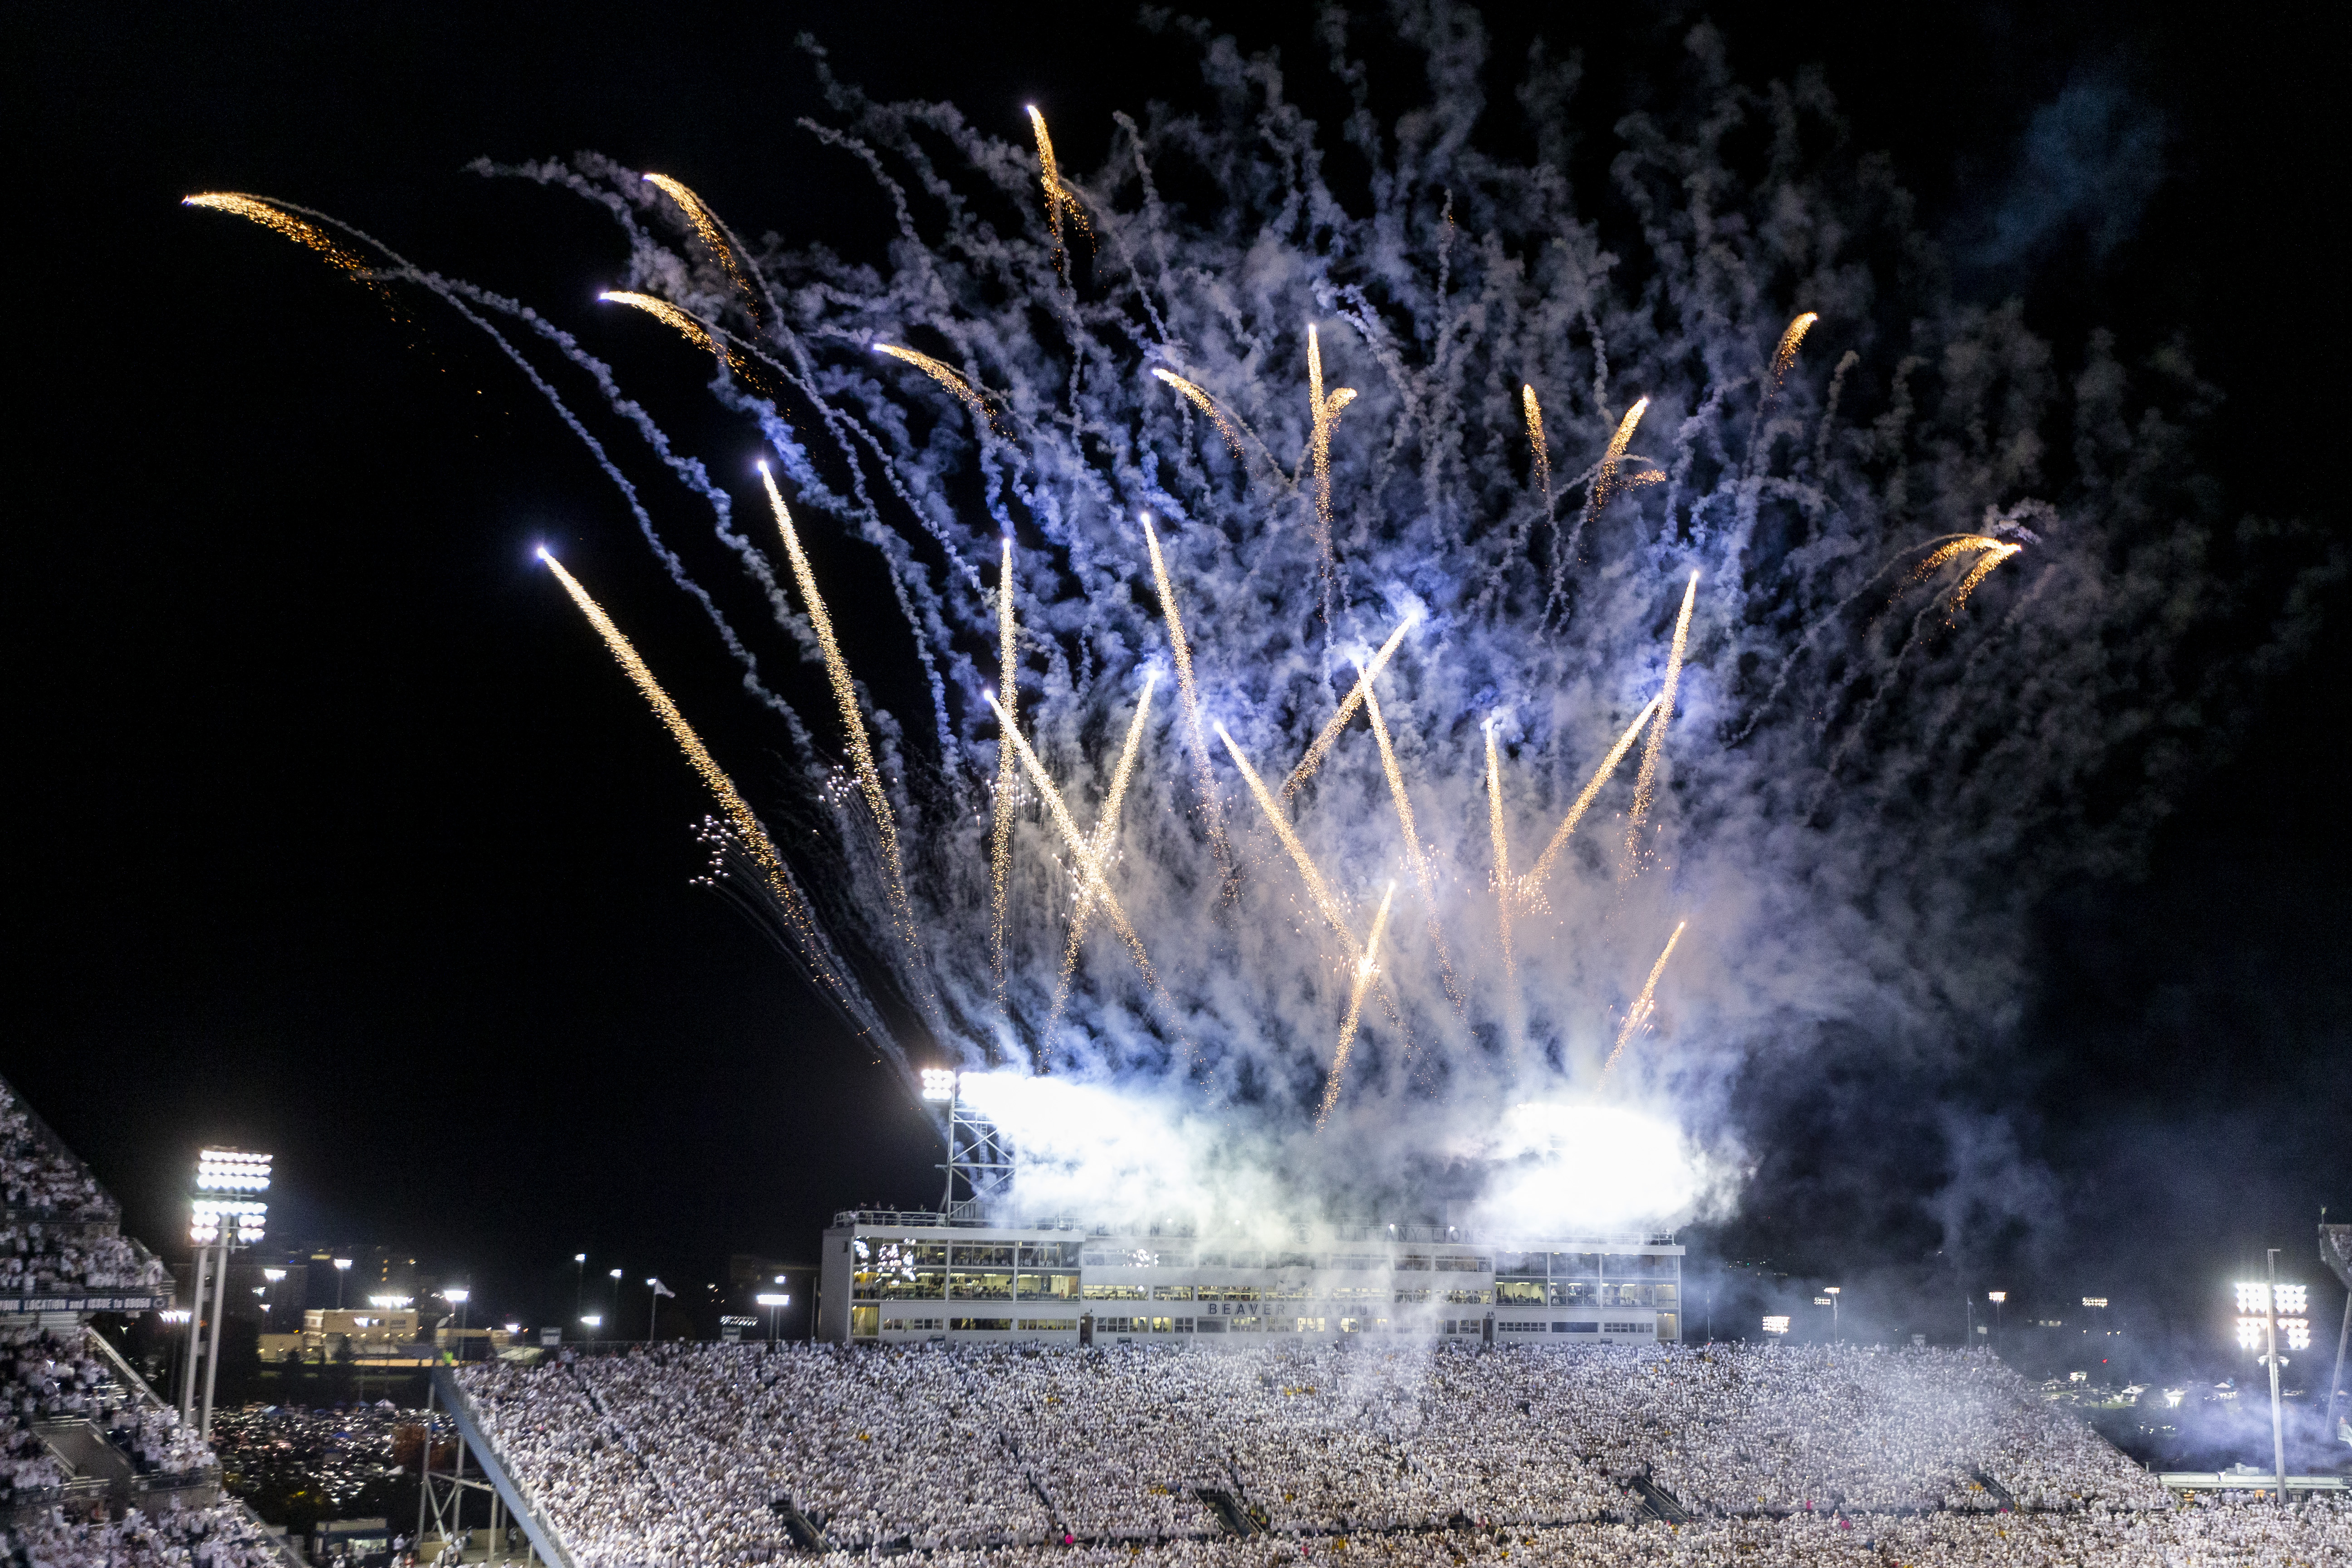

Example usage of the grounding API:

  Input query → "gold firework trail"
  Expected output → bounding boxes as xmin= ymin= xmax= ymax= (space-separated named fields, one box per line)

xmin=760 ymin=467 xmax=934 ymax=1011
xmin=181 ymin=193 xmax=372 ymax=277
xmin=1904 ymin=535 xmax=2002 ymax=588
xmin=1362 ymin=681 xmax=1462 ymax=1014
xmin=875 ymin=343 xmax=1002 ymax=435
xmin=1602 ymin=921 xmax=1687 ymax=1077
xmin=1770 ymin=312 xmax=1819 ymax=391
xmin=642 ymin=172 xmax=760 ymax=314
xmin=1305 ymin=324 xmax=1357 ymax=566
xmin=1522 ymin=384 xmax=1551 ymax=505
xmin=1152 ymin=368 xmax=1249 ymax=460
xmin=538 ymin=551 xmax=846 ymax=1003
xmin=1216 ymin=724 xmax=1362 ymax=960
xmin=1317 ymin=881 xmax=1396 ymax=1129
xmin=1485 ymin=721 xmax=1515 ymax=981
xmin=991 ymin=537 xmax=1019 ymax=1005
xmin=1026 ymin=106 xmax=1092 ymax=270
xmin=1523 ymin=696 xmax=1663 ymax=902
xmin=1946 ymin=542 xmax=2022 ymax=622
xmin=1626 ymin=569 xmax=1699 ymax=853
xmin=1589 ymin=396 xmax=1651 ymax=511
xmin=1044 ymin=674 xmax=1160 ymax=1036
xmin=1280 ymin=614 xmax=1418 ymax=802
xmin=1142 ymin=514 xmax=1230 ymax=873
xmin=599 ymin=290 xmax=716 ymax=354
xmin=991 ymin=693 xmax=1187 ymax=1044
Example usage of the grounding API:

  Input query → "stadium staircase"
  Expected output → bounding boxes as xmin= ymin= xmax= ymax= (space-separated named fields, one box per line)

xmin=765 ymin=1495 xmax=829 ymax=1551
xmin=431 ymin=1366 xmax=580 ymax=1568
xmin=1624 ymin=1465 xmax=1690 ymax=1525
xmin=1193 ymin=1487 xmax=1263 ymax=1537
xmin=1970 ymin=1470 xmax=2019 ymax=1512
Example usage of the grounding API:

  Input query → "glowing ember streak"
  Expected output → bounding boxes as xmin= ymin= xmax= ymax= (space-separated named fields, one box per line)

xmin=1317 ymin=881 xmax=1396 ymax=1129
xmin=1946 ymin=542 xmax=2022 ymax=622
xmin=1280 ymin=615 xmax=1419 ymax=801
xmin=991 ymin=692 xmax=1183 ymax=1037
xmin=1362 ymin=681 xmax=1461 ymax=1013
xmin=1770 ymin=312 xmax=1819 ymax=390
xmin=538 ymin=551 xmax=843 ymax=1001
xmin=760 ymin=466 xmax=932 ymax=1006
xmin=1522 ymin=384 xmax=1550 ymax=505
xmin=1626 ymin=570 xmax=1699 ymax=853
xmin=641 ymin=173 xmax=758 ymax=313
xmin=1906 ymin=535 xmax=2002 ymax=587
xmin=181 ymin=193 xmax=370 ymax=276
xmin=1603 ymin=921 xmax=1687 ymax=1077
xmin=1523 ymin=696 xmax=1663 ymax=901
xmin=1142 ymin=514 xmax=1229 ymax=872
xmin=1215 ymin=724 xmax=1362 ymax=960
xmin=1152 ymin=368 xmax=1247 ymax=460
xmin=875 ymin=343 xmax=1000 ymax=434
xmin=1485 ymin=720 xmax=1515 ymax=981
xmin=991 ymin=537 xmax=1019 ymax=1005
xmin=1026 ymin=106 xmax=1092 ymax=269
xmin=599 ymin=290 xmax=715 ymax=354
xmin=1045 ymin=674 xmax=1160 ymax=1036
xmin=1590 ymin=396 xmax=1651 ymax=511
xmin=1305 ymin=325 xmax=1357 ymax=566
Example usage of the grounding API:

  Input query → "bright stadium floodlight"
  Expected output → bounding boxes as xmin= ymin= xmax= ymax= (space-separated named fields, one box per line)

xmin=756 ymin=1293 xmax=790 ymax=1305
xmin=263 ymin=1268 xmax=287 ymax=1284
xmin=2235 ymin=1253 xmax=2300 ymax=1504
xmin=580 ymin=1314 xmax=602 ymax=1329
xmin=921 ymin=1068 xmax=959 ymax=1101
xmin=1762 ymin=1316 xmax=1790 ymax=1336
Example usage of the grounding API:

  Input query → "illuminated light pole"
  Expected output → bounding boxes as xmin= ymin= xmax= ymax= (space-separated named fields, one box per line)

xmin=608 ymin=1267 xmax=622 ymax=1324
xmin=756 ymin=1292 xmax=790 ymax=1344
xmin=1824 ymin=1286 xmax=1840 ymax=1339
xmin=2234 ymin=1259 xmax=2310 ymax=1504
xmin=1988 ymin=1291 xmax=2006 ymax=1349
xmin=579 ymin=1313 xmax=602 ymax=1341
xmin=333 ymin=1257 xmax=353 ymax=1309
xmin=187 ymin=1149 xmax=270 ymax=1439
xmin=573 ymin=1253 xmax=587 ymax=1326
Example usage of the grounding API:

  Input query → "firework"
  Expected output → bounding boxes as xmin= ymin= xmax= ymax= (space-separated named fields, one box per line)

xmin=1626 ymin=570 xmax=1700 ymax=854
xmin=1591 ymin=396 xmax=1651 ymax=510
xmin=759 ymin=466 xmax=936 ymax=1013
xmin=537 ymin=550 xmax=846 ymax=1004
xmin=1602 ymin=921 xmax=1688 ymax=1077
xmin=1946 ymin=542 xmax=2022 ymax=622
xmin=1044 ymin=674 xmax=1160 ymax=1036
xmin=991 ymin=537 xmax=1019 ymax=1005
xmin=1523 ymin=696 xmax=1663 ymax=902
xmin=1141 ymin=514 xmax=1230 ymax=873
xmin=875 ymin=343 xmax=1000 ymax=434
xmin=1280 ymin=614 xmax=1419 ymax=801
xmin=1484 ymin=720 xmax=1516 ymax=980
xmin=1362 ymin=681 xmax=1462 ymax=1013
xmin=1522 ymin=384 xmax=1550 ymax=504
xmin=1770 ymin=312 xmax=1819 ymax=390
xmin=1215 ymin=724 xmax=1362 ymax=961
xmin=1317 ymin=881 xmax=1396 ymax=1128
xmin=598 ymin=290 xmax=716 ymax=354
xmin=1152 ymin=368 xmax=1249 ymax=460
xmin=1305 ymin=324 xmax=1357 ymax=568
xmin=641 ymin=172 xmax=760 ymax=314
xmin=181 ymin=193 xmax=371 ymax=277
xmin=1026 ymin=106 xmax=1091 ymax=269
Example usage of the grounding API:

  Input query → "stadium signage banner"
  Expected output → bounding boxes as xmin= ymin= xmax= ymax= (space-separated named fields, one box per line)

xmin=0 ymin=1294 xmax=172 ymax=1313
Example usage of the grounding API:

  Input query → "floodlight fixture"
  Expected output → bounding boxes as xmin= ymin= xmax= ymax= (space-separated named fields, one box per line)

xmin=1987 ymin=1291 xmax=2007 ymax=1303
xmin=441 ymin=1288 xmax=470 ymax=1303
xmin=580 ymin=1314 xmax=603 ymax=1328
xmin=195 ymin=1149 xmax=273 ymax=1193
xmin=921 ymin=1068 xmax=959 ymax=1102
xmin=189 ymin=1198 xmax=268 ymax=1245
xmin=505 ymin=1323 xmax=521 ymax=1333
xmin=609 ymin=1268 xmax=623 ymax=1280
xmin=334 ymin=1258 xmax=353 ymax=1271
xmin=755 ymin=1293 xmax=791 ymax=1306
xmin=1824 ymin=1286 xmax=1840 ymax=1295
xmin=574 ymin=1252 xmax=587 ymax=1264
xmin=1762 ymin=1316 xmax=1790 ymax=1335
xmin=262 ymin=1268 xmax=287 ymax=1283
xmin=368 ymin=1294 xmax=412 ymax=1308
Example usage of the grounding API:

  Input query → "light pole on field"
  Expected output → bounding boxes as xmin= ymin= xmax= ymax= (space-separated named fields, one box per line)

xmin=1988 ymin=1291 xmax=2006 ymax=1350
xmin=333 ymin=1257 xmax=353 ymax=1309
xmin=756 ymin=1292 xmax=790 ymax=1344
xmin=573 ymin=1253 xmax=587 ymax=1326
xmin=2235 ymin=1254 xmax=2312 ymax=1505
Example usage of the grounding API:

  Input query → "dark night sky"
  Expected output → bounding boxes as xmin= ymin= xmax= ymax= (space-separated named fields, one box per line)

xmin=9 ymin=0 xmax=2345 ymax=1353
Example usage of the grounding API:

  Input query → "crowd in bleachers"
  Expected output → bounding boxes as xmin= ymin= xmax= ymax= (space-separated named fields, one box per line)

xmin=0 ymin=1229 xmax=169 ymax=1299
xmin=5 ymin=1498 xmax=284 ymax=1568
xmin=0 ymin=1082 xmax=112 ymax=1220
xmin=453 ymin=1338 xmax=2267 ymax=1568
xmin=1 ymin=1326 xmax=212 ymax=1485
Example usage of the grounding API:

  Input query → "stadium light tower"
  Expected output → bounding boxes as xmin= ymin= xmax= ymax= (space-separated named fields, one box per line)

xmin=2234 ymin=1253 xmax=2308 ymax=1504
xmin=574 ymin=1252 xmax=588 ymax=1323
xmin=1824 ymin=1286 xmax=1840 ymax=1338
xmin=333 ymin=1256 xmax=353 ymax=1308
xmin=185 ymin=1148 xmax=270 ymax=1439
xmin=1988 ymin=1291 xmax=2007 ymax=1346
xmin=756 ymin=1290 xmax=791 ymax=1343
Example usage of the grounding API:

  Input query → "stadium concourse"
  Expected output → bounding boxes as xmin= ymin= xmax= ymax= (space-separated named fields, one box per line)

xmin=1 ymin=1073 xmax=289 ymax=1568
xmin=454 ymin=1342 xmax=2350 ymax=1567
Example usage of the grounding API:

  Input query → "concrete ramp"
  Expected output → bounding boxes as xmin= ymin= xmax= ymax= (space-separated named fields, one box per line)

xmin=431 ymin=1367 xmax=578 ymax=1568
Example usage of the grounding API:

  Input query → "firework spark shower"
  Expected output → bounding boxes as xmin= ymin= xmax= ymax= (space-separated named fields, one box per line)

xmin=185 ymin=5 xmax=2331 ymax=1240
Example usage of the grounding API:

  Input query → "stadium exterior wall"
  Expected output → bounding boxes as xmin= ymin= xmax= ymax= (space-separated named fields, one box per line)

xmin=820 ymin=1215 xmax=1682 ymax=1349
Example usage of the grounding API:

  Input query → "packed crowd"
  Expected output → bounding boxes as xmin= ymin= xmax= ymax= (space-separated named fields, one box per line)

xmin=5 ymin=1499 xmax=287 ymax=1568
xmin=0 ymin=1080 xmax=112 ymax=1221
xmin=0 ymin=1228 xmax=169 ymax=1299
xmin=1 ymin=1326 xmax=213 ymax=1485
xmin=456 ymin=1340 xmax=2211 ymax=1567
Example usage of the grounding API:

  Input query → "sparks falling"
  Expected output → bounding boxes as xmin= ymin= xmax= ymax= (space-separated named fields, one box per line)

xmin=1217 ymin=724 xmax=1364 ymax=964
xmin=875 ymin=343 xmax=1000 ymax=434
xmin=181 ymin=193 xmax=372 ymax=276
xmin=1044 ymin=674 xmax=1159 ymax=1038
xmin=1590 ymin=396 xmax=1651 ymax=511
xmin=1026 ymin=106 xmax=1091 ymax=271
xmin=1770 ymin=312 xmax=1819 ymax=391
xmin=1152 ymin=368 xmax=1249 ymax=460
xmin=1946 ymin=542 xmax=2023 ymax=622
xmin=1304 ymin=324 xmax=1358 ymax=574
xmin=1281 ymin=615 xmax=1418 ymax=801
xmin=1626 ymin=570 xmax=1700 ymax=855
xmin=991 ymin=537 xmax=1019 ymax=1006
xmin=1142 ymin=514 xmax=1229 ymax=874
xmin=1524 ymin=695 xmax=1664 ymax=903
xmin=1603 ymin=921 xmax=1688 ymax=1077
xmin=1522 ymin=384 xmax=1551 ymax=505
xmin=1318 ymin=881 xmax=1396 ymax=1129
xmin=1484 ymin=720 xmax=1516 ymax=981
xmin=599 ymin=290 xmax=716 ymax=354
xmin=1362 ymin=681 xmax=1462 ymax=1014
xmin=642 ymin=173 xmax=759 ymax=314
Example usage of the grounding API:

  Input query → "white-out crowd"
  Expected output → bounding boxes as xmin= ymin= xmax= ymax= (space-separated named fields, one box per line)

xmin=453 ymin=1341 xmax=2346 ymax=1568
xmin=0 ymin=1081 xmax=112 ymax=1219
xmin=6 ymin=1499 xmax=286 ymax=1568
xmin=2 ymin=1326 xmax=212 ymax=1502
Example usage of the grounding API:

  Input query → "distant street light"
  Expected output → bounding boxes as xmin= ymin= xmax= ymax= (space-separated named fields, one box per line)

xmin=579 ymin=1314 xmax=603 ymax=1334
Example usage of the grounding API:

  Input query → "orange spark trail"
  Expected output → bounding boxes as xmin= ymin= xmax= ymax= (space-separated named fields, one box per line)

xmin=1770 ymin=312 xmax=1819 ymax=390
xmin=1485 ymin=721 xmax=1515 ymax=982
xmin=1305 ymin=324 xmax=1357 ymax=572
xmin=1317 ymin=881 xmax=1396 ymax=1129
xmin=642 ymin=173 xmax=759 ymax=313
xmin=991 ymin=537 xmax=1019 ymax=1007
xmin=599 ymin=290 xmax=716 ymax=353
xmin=1590 ymin=397 xmax=1651 ymax=511
xmin=1044 ymin=675 xmax=1160 ymax=1037
xmin=1216 ymin=724 xmax=1361 ymax=960
xmin=1524 ymin=696 xmax=1662 ymax=901
xmin=1026 ymin=106 xmax=1092 ymax=270
xmin=1626 ymin=570 xmax=1699 ymax=854
xmin=1522 ymin=384 xmax=1551 ymax=505
xmin=1280 ymin=615 xmax=1419 ymax=802
xmin=876 ymin=343 xmax=1000 ymax=434
xmin=760 ymin=467 xmax=934 ymax=1012
xmin=1602 ymin=921 xmax=1687 ymax=1077
xmin=1152 ymin=368 xmax=1248 ymax=460
xmin=181 ymin=193 xmax=372 ymax=276
xmin=1142 ymin=515 xmax=1230 ymax=874
xmin=539 ymin=552 xmax=846 ymax=1004
xmin=1362 ymin=681 xmax=1462 ymax=1014
xmin=992 ymin=693 xmax=1187 ymax=1046
xmin=1946 ymin=542 xmax=2022 ymax=622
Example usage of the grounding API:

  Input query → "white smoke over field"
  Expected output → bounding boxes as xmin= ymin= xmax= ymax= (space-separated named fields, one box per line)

xmin=248 ymin=6 xmax=2331 ymax=1239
